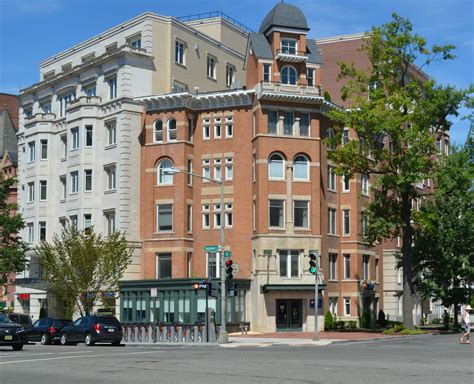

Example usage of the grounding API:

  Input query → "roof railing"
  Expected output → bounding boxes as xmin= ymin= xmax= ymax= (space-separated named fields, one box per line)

xmin=176 ymin=11 xmax=254 ymax=34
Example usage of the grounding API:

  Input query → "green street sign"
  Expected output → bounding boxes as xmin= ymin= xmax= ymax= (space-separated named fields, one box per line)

xmin=204 ymin=245 xmax=219 ymax=252
xmin=224 ymin=251 xmax=232 ymax=258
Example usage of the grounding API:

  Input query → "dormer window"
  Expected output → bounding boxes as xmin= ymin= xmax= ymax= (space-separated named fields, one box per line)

xmin=281 ymin=38 xmax=297 ymax=55
xmin=281 ymin=66 xmax=297 ymax=85
xmin=307 ymin=68 xmax=314 ymax=86
xmin=263 ymin=64 xmax=271 ymax=82
xmin=127 ymin=34 xmax=141 ymax=49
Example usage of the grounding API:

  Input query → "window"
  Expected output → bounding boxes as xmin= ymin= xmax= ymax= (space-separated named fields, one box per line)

xmin=307 ymin=68 xmax=314 ymax=86
xmin=207 ymin=252 xmax=219 ymax=278
xmin=84 ymin=214 xmax=92 ymax=230
xmin=187 ymin=159 xmax=193 ymax=185
xmin=281 ymin=66 xmax=297 ymax=85
xmin=187 ymin=205 xmax=193 ymax=233
xmin=108 ymin=77 xmax=117 ymax=99
xmin=61 ymin=135 xmax=67 ymax=158
xmin=202 ymin=204 xmax=210 ymax=229
xmin=361 ymin=174 xmax=369 ymax=195
xmin=187 ymin=252 xmax=192 ymax=278
xmin=106 ymin=120 xmax=117 ymax=146
xmin=344 ymin=254 xmax=351 ymax=279
xmin=28 ymin=141 xmax=35 ymax=162
xmin=343 ymin=209 xmax=350 ymax=235
xmin=27 ymin=182 xmax=35 ymax=202
xmin=27 ymin=223 xmax=34 ymax=243
xmin=279 ymin=250 xmax=299 ymax=278
xmin=252 ymin=154 xmax=256 ymax=182
xmin=39 ymin=222 xmax=46 ymax=241
xmin=281 ymin=38 xmax=296 ymax=54
xmin=60 ymin=176 xmax=66 ymax=199
xmin=202 ymin=159 xmax=210 ymax=180
xmin=300 ymin=113 xmax=309 ymax=137
xmin=284 ymin=112 xmax=294 ymax=135
xmin=207 ymin=55 xmax=216 ymax=79
xmin=225 ymin=157 xmax=233 ymax=180
xmin=375 ymin=258 xmax=379 ymax=281
xmin=58 ymin=92 xmax=75 ymax=117
xmin=175 ymin=40 xmax=185 ymax=65
xmin=70 ymin=171 xmax=79 ymax=193
xmin=294 ymin=200 xmax=309 ymax=228
xmin=153 ymin=120 xmax=163 ymax=143
xmin=225 ymin=203 xmax=233 ymax=228
xmin=328 ymin=208 xmax=336 ymax=235
xmin=127 ymin=35 xmax=141 ymax=48
xmin=269 ymin=199 xmax=284 ymax=228
xmin=39 ymin=180 xmax=47 ymax=201
xmin=397 ymin=267 xmax=402 ymax=285
xmin=167 ymin=119 xmax=177 ymax=141
xmin=157 ymin=204 xmax=173 ymax=232
xmin=363 ymin=255 xmax=370 ymax=280
xmin=156 ymin=253 xmax=172 ymax=279
xmin=85 ymin=125 xmax=93 ymax=147
xmin=225 ymin=116 xmax=233 ymax=137
xmin=344 ymin=298 xmax=351 ymax=316
xmin=263 ymin=64 xmax=271 ymax=82
xmin=361 ymin=211 xmax=369 ymax=236
xmin=187 ymin=118 xmax=194 ymax=142
xmin=70 ymin=215 xmax=78 ymax=228
xmin=328 ymin=166 xmax=336 ymax=190
xmin=342 ymin=175 xmax=350 ymax=192
xmin=267 ymin=111 xmax=278 ymax=134
xmin=329 ymin=253 xmax=337 ymax=280
xmin=444 ymin=138 xmax=449 ymax=156
xmin=213 ymin=159 xmax=222 ymax=181
xmin=252 ymin=112 xmax=256 ymax=136
xmin=59 ymin=217 xmax=67 ymax=230
xmin=252 ymin=201 xmax=256 ymax=230
xmin=213 ymin=203 xmax=222 ymax=228
xmin=268 ymin=153 xmax=285 ymax=180
xmin=71 ymin=127 xmax=79 ymax=150
xmin=342 ymin=128 xmax=350 ymax=145
xmin=41 ymin=102 xmax=51 ymax=113
xmin=105 ymin=166 xmax=116 ymax=191
xmin=84 ymin=170 xmax=92 ymax=191
xmin=85 ymin=85 xmax=96 ymax=97
xmin=40 ymin=139 xmax=48 ymax=160
xmin=203 ymin=119 xmax=210 ymax=140
xmin=214 ymin=118 xmax=222 ymax=139
xmin=329 ymin=298 xmax=338 ymax=316
xmin=435 ymin=138 xmax=441 ymax=154
xmin=226 ymin=64 xmax=235 ymax=87
xmin=327 ymin=128 xmax=335 ymax=151
xmin=105 ymin=211 xmax=116 ymax=235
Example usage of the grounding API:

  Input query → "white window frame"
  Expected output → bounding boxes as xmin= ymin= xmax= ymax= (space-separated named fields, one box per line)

xmin=40 ymin=139 xmax=48 ymax=160
xmin=327 ymin=128 xmax=335 ymax=151
xmin=202 ymin=159 xmax=211 ymax=181
xmin=226 ymin=64 xmax=235 ymax=87
xmin=85 ymin=125 xmax=93 ymax=148
xmin=268 ymin=153 xmax=285 ymax=180
xmin=84 ymin=169 xmax=93 ymax=192
xmin=108 ymin=76 xmax=117 ymax=99
xmin=342 ymin=175 xmax=350 ymax=192
xmin=214 ymin=118 xmax=222 ymax=139
xmin=213 ymin=203 xmax=222 ymax=229
xmin=105 ymin=120 xmax=117 ymax=146
xmin=71 ymin=127 xmax=79 ymax=150
xmin=343 ymin=209 xmax=350 ymax=236
xmin=225 ymin=157 xmax=233 ymax=181
xmin=153 ymin=120 xmax=163 ymax=143
xmin=187 ymin=204 xmax=193 ymax=233
xmin=202 ymin=204 xmax=210 ymax=229
xmin=344 ymin=297 xmax=351 ymax=316
xmin=344 ymin=254 xmax=351 ymax=279
xmin=293 ymin=155 xmax=309 ymax=181
xmin=203 ymin=118 xmax=211 ymax=140
xmin=28 ymin=141 xmax=36 ymax=162
xmin=328 ymin=166 xmax=336 ymax=191
xmin=281 ymin=38 xmax=297 ymax=54
xmin=175 ymin=40 xmax=185 ymax=65
xmin=281 ymin=65 xmax=297 ymax=85
xmin=225 ymin=116 xmax=233 ymax=138
xmin=306 ymin=68 xmax=314 ymax=86
xmin=60 ymin=175 xmax=66 ymax=199
xmin=207 ymin=55 xmax=216 ymax=79
xmin=328 ymin=207 xmax=337 ymax=235
xmin=70 ymin=171 xmax=79 ymax=194
xmin=167 ymin=119 xmax=177 ymax=141
xmin=269 ymin=199 xmax=285 ymax=228
xmin=157 ymin=159 xmax=174 ymax=185
xmin=213 ymin=158 xmax=222 ymax=182
xmin=294 ymin=200 xmax=309 ymax=229
xmin=283 ymin=111 xmax=294 ymax=135
xmin=84 ymin=214 xmax=92 ymax=230
xmin=27 ymin=223 xmax=34 ymax=243
xmin=225 ymin=203 xmax=233 ymax=228
xmin=363 ymin=254 xmax=370 ymax=280
xmin=279 ymin=249 xmax=300 ymax=278
xmin=105 ymin=166 xmax=116 ymax=191
xmin=263 ymin=63 xmax=271 ymax=82
xmin=60 ymin=135 xmax=67 ymax=158
xmin=329 ymin=253 xmax=337 ymax=280
xmin=206 ymin=252 xmax=220 ymax=278
xmin=39 ymin=180 xmax=47 ymax=201
xmin=104 ymin=210 xmax=116 ymax=235
xmin=27 ymin=182 xmax=35 ymax=203
xmin=361 ymin=174 xmax=369 ymax=195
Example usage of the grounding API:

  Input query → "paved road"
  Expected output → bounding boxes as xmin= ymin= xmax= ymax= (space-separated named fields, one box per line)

xmin=0 ymin=334 xmax=472 ymax=383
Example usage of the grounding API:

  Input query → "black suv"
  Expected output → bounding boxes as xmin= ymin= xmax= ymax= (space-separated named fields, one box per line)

xmin=0 ymin=313 xmax=25 ymax=350
xmin=25 ymin=318 xmax=72 ymax=345
xmin=60 ymin=315 xmax=122 ymax=346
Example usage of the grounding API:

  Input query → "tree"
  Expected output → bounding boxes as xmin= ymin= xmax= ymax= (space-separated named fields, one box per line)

xmin=0 ymin=174 xmax=27 ymax=296
xmin=412 ymin=147 xmax=474 ymax=327
xmin=36 ymin=225 xmax=133 ymax=316
xmin=325 ymin=13 xmax=469 ymax=328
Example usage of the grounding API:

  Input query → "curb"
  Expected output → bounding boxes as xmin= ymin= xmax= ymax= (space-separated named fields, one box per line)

xmin=330 ymin=333 xmax=436 ymax=344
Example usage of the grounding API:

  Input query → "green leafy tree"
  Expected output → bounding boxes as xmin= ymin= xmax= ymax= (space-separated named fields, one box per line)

xmin=0 ymin=174 xmax=27 ymax=295
xmin=412 ymin=147 xmax=474 ymax=327
xmin=36 ymin=225 xmax=133 ymax=316
xmin=325 ymin=13 xmax=469 ymax=328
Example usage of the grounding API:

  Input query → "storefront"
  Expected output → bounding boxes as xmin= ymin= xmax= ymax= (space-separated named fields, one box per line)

xmin=119 ymin=278 xmax=250 ymax=326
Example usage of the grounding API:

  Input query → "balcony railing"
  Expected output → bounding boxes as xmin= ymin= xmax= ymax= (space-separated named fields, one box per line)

xmin=66 ymin=96 xmax=102 ymax=111
xmin=275 ymin=49 xmax=308 ymax=63
xmin=24 ymin=112 xmax=57 ymax=126
xmin=258 ymin=81 xmax=322 ymax=97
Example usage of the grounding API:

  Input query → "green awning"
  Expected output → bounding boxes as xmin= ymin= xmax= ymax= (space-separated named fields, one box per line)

xmin=261 ymin=284 xmax=326 ymax=293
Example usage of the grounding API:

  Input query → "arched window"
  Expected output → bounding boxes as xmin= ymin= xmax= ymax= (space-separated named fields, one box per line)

xmin=167 ymin=119 xmax=177 ymax=141
xmin=281 ymin=66 xmax=297 ymax=85
xmin=157 ymin=159 xmax=173 ymax=185
xmin=293 ymin=155 xmax=309 ymax=180
xmin=268 ymin=153 xmax=285 ymax=180
xmin=327 ymin=128 xmax=335 ymax=151
xmin=154 ymin=120 xmax=163 ymax=143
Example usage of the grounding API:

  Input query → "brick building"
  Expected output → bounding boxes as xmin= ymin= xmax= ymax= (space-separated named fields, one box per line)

xmin=121 ymin=3 xmax=384 ymax=332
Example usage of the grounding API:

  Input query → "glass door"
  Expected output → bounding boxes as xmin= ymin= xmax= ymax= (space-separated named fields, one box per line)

xmin=276 ymin=299 xmax=302 ymax=331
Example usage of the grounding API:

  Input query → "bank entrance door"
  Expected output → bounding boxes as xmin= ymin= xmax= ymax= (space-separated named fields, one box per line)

xmin=276 ymin=299 xmax=302 ymax=331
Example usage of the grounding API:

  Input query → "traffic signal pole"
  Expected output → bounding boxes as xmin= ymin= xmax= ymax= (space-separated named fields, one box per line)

xmin=218 ymin=180 xmax=229 ymax=344
xmin=314 ymin=272 xmax=319 ymax=341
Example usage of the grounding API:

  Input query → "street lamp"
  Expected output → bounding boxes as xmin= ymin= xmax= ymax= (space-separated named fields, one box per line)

xmin=163 ymin=167 xmax=229 ymax=344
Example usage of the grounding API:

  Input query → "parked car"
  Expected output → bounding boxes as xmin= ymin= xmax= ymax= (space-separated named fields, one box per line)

xmin=25 ymin=318 xmax=73 ymax=345
xmin=7 ymin=313 xmax=33 ymax=329
xmin=0 ymin=313 xmax=25 ymax=350
xmin=60 ymin=315 xmax=123 ymax=346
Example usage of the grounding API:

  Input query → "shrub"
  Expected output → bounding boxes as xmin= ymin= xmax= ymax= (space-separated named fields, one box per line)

xmin=382 ymin=328 xmax=396 ymax=335
xmin=347 ymin=320 xmax=357 ymax=329
xmin=400 ymin=328 xmax=426 ymax=335
xmin=392 ymin=324 xmax=405 ymax=333
xmin=388 ymin=320 xmax=403 ymax=328
xmin=361 ymin=311 xmax=371 ymax=328
xmin=431 ymin=318 xmax=441 ymax=324
xmin=323 ymin=91 xmax=332 ymax=101
xmin=335 ymin=320 xmax=346 ymax=330
xmin=324 ymin=311 xmax=334 ymax=331
xmin=377 ymin=310 xmax=387 ymax=327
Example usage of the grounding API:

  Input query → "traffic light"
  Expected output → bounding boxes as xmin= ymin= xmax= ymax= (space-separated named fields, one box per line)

xmin=309 ymin=252 xmax=318 ymax=275
xmin=225 ymin=259 xmax=234 ymax=281
xmin=193 ymin=282 xmax=200 ymax=294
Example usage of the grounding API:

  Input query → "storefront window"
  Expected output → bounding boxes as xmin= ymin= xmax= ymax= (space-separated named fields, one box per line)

xmin=163 ymin=295 xmax=175 ymax=323
xmin=178 ymin=294 xmax=191 ymax=323
xmin=150 ymin=298 xmax=160 ymax=323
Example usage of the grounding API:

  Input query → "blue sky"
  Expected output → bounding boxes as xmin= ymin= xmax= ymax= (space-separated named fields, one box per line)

xmin=1 ymin=0 xmax=472 ymax=143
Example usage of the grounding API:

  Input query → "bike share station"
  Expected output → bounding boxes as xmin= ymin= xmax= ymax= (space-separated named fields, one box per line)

xmin=119 ymin=247 xmax=250 ymax=344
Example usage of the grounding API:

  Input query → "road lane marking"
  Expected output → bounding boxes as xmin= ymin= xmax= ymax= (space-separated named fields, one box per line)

xmin=0 ymin=352 xmax=56 ymax=358
xmin=0 ymin=350 xmax=162 ymax=365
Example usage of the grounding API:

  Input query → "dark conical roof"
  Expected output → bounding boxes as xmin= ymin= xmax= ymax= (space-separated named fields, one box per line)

xmin=0 ymin=109 xmax=17 ymax=157
xmin=259 ymin=3 xmax=309 ymax=34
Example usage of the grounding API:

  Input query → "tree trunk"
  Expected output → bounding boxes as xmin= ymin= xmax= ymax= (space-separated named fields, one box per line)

xmin=401 ymin=192 xmax=415 ymax=329
xmin=453 ymin=303 xmax=459 ymax=328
